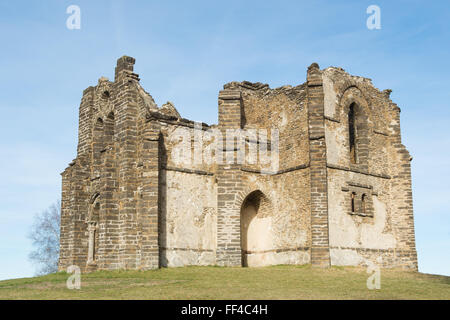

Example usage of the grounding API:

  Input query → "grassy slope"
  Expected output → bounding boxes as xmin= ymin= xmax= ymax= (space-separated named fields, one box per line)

xmin=0 ymin=265 xmax=448 ymax=300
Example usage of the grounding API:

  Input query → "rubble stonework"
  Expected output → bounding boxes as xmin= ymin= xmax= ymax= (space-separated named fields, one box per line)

xmin=58 ymin=56 xmax=418 ymax=271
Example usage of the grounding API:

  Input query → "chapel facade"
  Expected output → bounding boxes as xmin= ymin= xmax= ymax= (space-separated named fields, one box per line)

xmin=58 ymin=56 xmax=418 ymax=272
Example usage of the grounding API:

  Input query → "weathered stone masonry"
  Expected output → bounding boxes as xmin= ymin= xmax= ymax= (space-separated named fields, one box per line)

xmin=58 ymin=56 xmax=418 ymax=272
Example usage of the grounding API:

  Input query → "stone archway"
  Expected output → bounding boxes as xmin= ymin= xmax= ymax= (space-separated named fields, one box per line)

xmin=240 ymin=190 xmax=273 ymax=267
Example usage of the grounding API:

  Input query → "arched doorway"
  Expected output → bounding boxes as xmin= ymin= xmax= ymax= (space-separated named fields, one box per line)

xmin=240 ymin=190 xmax=273 ymax=267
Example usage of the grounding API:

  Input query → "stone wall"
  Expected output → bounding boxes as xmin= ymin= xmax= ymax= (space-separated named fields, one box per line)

xmin=159 ymin=171 xmax=217 ymax=267
xmin=58 ymin=56 xmax=417 ymax=272
xmin=322 ymin=67 xmax=418 ymax=270
xmin=240 ymin=171 xmax=311 ymax=267
xmin=158 ymin=123 xmax=218 ymax=267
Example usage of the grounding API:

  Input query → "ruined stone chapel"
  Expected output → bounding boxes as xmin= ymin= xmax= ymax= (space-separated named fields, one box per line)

xmin=58 ymin=56 xmax=418 ymax=272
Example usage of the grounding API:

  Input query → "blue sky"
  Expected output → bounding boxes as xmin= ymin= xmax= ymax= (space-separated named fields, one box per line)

xmin=0 ymin=0 xmax=448 ymax=280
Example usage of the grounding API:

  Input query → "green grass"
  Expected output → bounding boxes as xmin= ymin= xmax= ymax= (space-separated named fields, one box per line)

xmin=0 ymin=265 xmax=448 ymax=300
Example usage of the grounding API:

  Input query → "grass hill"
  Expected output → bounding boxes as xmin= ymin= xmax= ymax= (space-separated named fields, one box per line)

xmin=0 ymin=265 xmax=448 ymax=300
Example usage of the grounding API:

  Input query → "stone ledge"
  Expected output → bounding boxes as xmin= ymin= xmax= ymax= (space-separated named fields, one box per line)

xmin=242 ymin=247 xmax=310 ymax=254
xmin=160 ymin=247 xmax=215 ymax=253
xmin=330 ymin=246 xmax=414 ymax=254
xmin=162 ymin=166 xmax=214 ymax=176
xmin=146 ymin=110 xmax=211 ymax=130
xmin=346 ymin=181 xmax=373 ymax=189
xmin=241 ymin=162 xmax=309 ymax=175
xmin=348 ymin=211 xmax=374 ymax=218
xmin=327 ymin=163 xmax=391 ymax=179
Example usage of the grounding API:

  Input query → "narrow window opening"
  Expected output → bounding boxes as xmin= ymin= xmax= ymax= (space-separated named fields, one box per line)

xmin=351 ymin=192 xmax=356 ymax=213
xmin=361 ymin=194 xmax=366 ymax=214
xmin=348 ymin=103 xmax=357 ymax=163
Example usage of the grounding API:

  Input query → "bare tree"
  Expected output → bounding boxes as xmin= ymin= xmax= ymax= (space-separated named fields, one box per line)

xmin=28 ymin=200 xmax=61 ymax=275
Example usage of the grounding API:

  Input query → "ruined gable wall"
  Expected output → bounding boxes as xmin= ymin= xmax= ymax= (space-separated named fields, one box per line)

xmin=60 ymin=57 xmax=161 ymax=272
xmin=89 ymin=78 xmax=119 ymax=271
xmin=224 ymin=82 xmax=309 ymax=171
xmin=323 ymin=68 xmax=417 ymax=269
xmin=219 ymin=82 xmax=311 ymax=266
